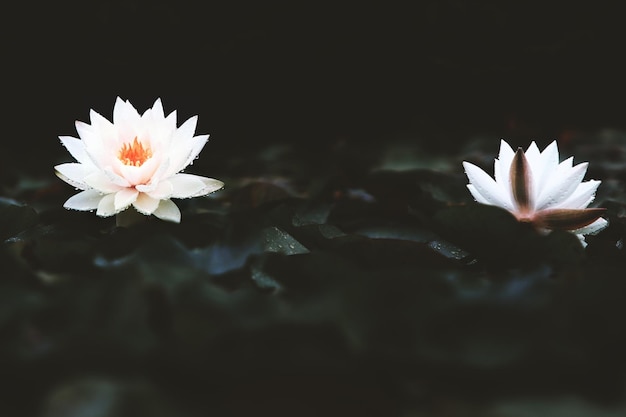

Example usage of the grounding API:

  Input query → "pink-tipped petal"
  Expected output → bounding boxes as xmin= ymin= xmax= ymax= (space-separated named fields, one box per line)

xmin=510 ymin=148 xmax=533 ymax=212
xmin=533 ymin=208 xmax=607 ymax=231
xmin=572 ymin=217 xmax=609 ymax=236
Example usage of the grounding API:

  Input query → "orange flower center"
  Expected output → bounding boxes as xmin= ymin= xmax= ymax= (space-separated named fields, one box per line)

xmin=118 ymin=137 xmax=152 ymax=167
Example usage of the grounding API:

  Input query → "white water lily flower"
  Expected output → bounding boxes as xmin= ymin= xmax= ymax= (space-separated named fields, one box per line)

xmin=55 ymin=97 xmax=224 ymax=223
xmin=463 ymin=139 xmax=608 ymax=247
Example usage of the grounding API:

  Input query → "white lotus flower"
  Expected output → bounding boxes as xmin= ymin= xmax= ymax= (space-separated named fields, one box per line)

xmin=463 ymin=139 xmax=608 ymax=247
xmin=55 ymin=97 xmax=224 ymax=223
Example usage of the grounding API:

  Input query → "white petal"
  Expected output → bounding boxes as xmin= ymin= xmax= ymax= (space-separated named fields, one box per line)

xmin=150 ymin=98 xmax=165 ymax=119
xmin=89 ymin=109 xmax=114 ymax=132
xmin=76 ymin=119 xmax=117 ymax=169
xmin=103 ymin=167 xmax=131 ymax=187
xmin=144 ymin=180 xmax=174 ymax=200
xmin=183 ymin=135 xmax=209 ymax=168
xmin=74 ymin=122 xmax=106 ymax=165
xmin=177 ymin=115 xmax=198 ymax=140
xmin=524 ymin=141 xmax=541 ymax=170
xmin=573 ymin=217 xmax=609 ymax=236
xmin=59 ymin=136 xmax=94 ymax=167
xmin=117 ymin=162 xmax=156 ymax=186
xmin=555 ymin=180 xmax=600 ymax=209
xmin=466 ymin=184 xmax=491 ymax=204
xmin=84 ymin=171 xmax=125 ymax=193
xmin=133 ymin=193 xmax=160 ymax=215
xmin=96 ymin=193 xmax=117 ymax=217
xmin=463 ymin=161 xmax=514 ymax=211
xmin=533 ymin=141 xmax=559 ymax=199
xmin=55 ymin=163 xmax=92 ymax=190
xmin=114 ymin=188 xmax=139 ymax=211
xmin=196 ymin=177 xmax=224 ymax=196
xmin=152 ymin=199 xmax=181 ymax=223
xmin=536 ymin=161 xmax=589 ymax=210
xmin=495 ymin=139 xmax=515 ymax=186
xmin=168 ymin=174 xmax=209 ymax=198
xmin=169 ymin=173 xmax=223 ymax=198
xmin=63 ymin=189 xmax=104 ymax=211
xmin=113 ymin=97 xmax=140 ymax=125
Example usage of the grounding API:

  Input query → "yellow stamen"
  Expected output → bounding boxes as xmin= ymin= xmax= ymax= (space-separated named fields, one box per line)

xmin=118 ymin=137 xmax=152 ymax=167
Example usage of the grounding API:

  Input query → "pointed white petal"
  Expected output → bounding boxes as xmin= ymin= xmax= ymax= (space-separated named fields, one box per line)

xmin=96 ymin=193 xmax=117 ymax=217
xmin=151 ymin=98 xmax=165 ymax=119
xmin=533 ymin=140 xmax=559 ymax=198
xmin=75 ymin=121 xmax=105 ymax=159
xmin=524 ymin=141 xmax=541 ymax=169
xmin=152 ymin=199 xmax=181 ymax=223
xmin=133 ymin=193 xmax=160 ymax=215
xmin=113 ymin=97 xmax=140 ymax=125
xmin=114 ymin=188 xmax=139 ymax=211
xmin=59 ymin=136 xmax=94 ymax=167
xmin=560 ymin=156 xmax=574 ymax=169
xmin=177 ymin=115 xmax=198 ymax=140
xmin=555 ymin=180 xmax=600 ymax=209
xmin=117 ymin=162 xmax=155 ymax=187
xmin=183 ymin=135 xmax=209 ymax=168
xmin=466 ymin=184 xmax=491 ymax=204
xmin=75 ymin=120 xmax=116 ymax=168
xmin=89 ymin=109 xmax=114 ymax=131
xmin=168 ymin=173 xmax=208 ymax=198
xmin=497 ymin=140 xmax=515 ymax=165
xmin=144 ymin=180 xmax=174 ymax=200
xmin=539 ymin=140 xmax=559 ymax=164
xmin=84 ymin=171 xmax=125 ymax=193
xmin=196 ymin=177 xmax=224 ymax=196
xmin=142 ymin=155 xmax=170 ymax=185
xmin=55 ymin=163 xmax=92 ymax=190
xmin=536 ymin=161 xmax=589 ymax=210
xmin=463 ymin=162 xmax=514 ymax=211
xmin=103 ymin=167 xmax=131 ymax=187
xmin=495 ymin=140 xmax=515 ymax=187
xmin=63 ymin=189 xmax=104 ymax=211
xmin=169 ymin=173 xmax=224 ymax=198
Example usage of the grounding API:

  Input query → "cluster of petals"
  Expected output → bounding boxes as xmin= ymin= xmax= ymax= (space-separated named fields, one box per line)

xmin=463 ymin=139 xmax=608 ymax=246
xmin=55 ymin=97 xmax=224 ymax=223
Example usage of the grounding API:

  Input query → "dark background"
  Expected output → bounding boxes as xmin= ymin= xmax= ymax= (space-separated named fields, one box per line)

xmin=2 ymin=2 xmax=626 ymax=416
xmin=4 ymin=1 xmax=626 ymax=175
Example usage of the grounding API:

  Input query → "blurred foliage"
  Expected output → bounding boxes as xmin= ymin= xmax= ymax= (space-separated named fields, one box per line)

xmin=1 ymin=132 xmax=626 ymax=417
